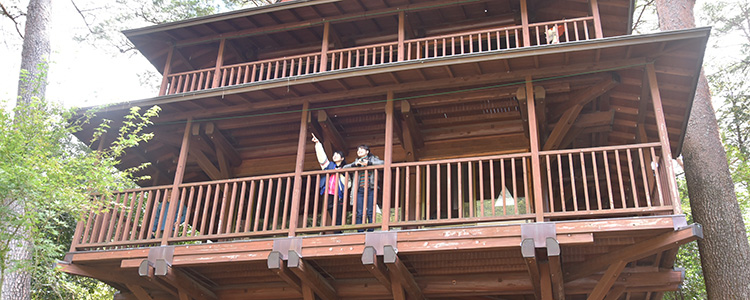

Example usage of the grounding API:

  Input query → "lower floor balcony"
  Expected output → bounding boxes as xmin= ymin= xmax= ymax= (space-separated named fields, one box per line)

xmin=70 ymin=142 xmax=677 ymax=251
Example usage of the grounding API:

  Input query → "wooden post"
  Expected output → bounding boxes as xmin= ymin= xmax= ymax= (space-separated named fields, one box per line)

xmin=288 ymin=102 xmax=310 ymax=236
xmin=382 ymin=91 xmax=395 ymax=231
xmin=398 ymin=11 xmax=405 ymax=62
xmin=212 ymin=39 xmax=226 ymax=88
xmin=159 ymin=46 xmax=174 ymax=96
xmin=646 ymin=64 xmax=681 ymax=214
xmin=161 ymin=117 xmax=193 ymax=245
xmin=590 ymin=0 xmax=604 ymax=39
xmin=525 ymin=77 xmax=545 ymax=222
xmin=320 ymin=22 xmax=330 ymax=72
xmin=520 ymin=0 xmax=531 ymax=47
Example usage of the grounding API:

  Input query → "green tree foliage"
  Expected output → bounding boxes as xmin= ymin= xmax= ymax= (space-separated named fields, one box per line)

xmin=0 ymin=70 xmax=160 ymax=299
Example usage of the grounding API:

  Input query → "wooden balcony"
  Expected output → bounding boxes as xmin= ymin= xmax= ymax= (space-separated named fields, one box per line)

xmin=70 ymin=142 xmax=676 ymax=251
xmin=160 ymin=17 xmax=600 ymax=96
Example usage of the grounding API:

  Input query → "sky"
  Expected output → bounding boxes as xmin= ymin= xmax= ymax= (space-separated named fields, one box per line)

xmin=0 ymin=0 xmax=743 ymax=109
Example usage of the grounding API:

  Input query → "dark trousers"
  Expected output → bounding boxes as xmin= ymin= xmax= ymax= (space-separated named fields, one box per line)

xmin=355 ymin=187 xmax=375 ymax=230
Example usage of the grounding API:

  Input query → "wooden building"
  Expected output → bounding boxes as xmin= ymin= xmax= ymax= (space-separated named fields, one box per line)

xmin=60 ymin=0 xmax=709 ymax=299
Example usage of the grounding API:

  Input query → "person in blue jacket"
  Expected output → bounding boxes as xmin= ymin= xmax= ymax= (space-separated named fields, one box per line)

xmin=312 ymin=134 xmax=347 ymax=226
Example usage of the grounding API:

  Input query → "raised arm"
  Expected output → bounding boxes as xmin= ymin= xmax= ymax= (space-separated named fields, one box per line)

xmin=312 ymin=134 xmax=331 ymax=169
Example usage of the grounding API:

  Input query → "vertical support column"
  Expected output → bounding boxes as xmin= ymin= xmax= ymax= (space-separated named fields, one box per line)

xmin=646 ymin=63 xmax=681 ymax=214
xmin=289 ymin=102 xmax=310 ymax=236
xmin=398 ymin=11 xmax=405 ymax=62
xmin=159 ymin=46 xmax=175 ymax=96
xmin=525 ymin=77 xmax=545 ymax=222
xmin=520 ymin=0 xmax=531 ymax=47
xmin=382 ymin=91 xmax=395 ymax=231
xmin=162 ymin=117 xmax=193 ymax=245
xmin=212 ymin=39 xmax=226 ymax=88
xmin=320 ymin=22 xmax=330 ymax=72
xmin=590 ymin=0 xmax=604 ymax=39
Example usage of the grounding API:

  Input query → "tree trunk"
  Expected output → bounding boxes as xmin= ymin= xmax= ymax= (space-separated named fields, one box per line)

xmin=1 ymin=0 xmax=51 ymax=299
xmin=655 ymin=0 xmax=750 ymax=298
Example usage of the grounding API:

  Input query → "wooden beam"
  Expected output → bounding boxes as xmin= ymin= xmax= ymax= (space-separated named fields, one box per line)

xmin=590 ymin=0 xmax=604 ymax=38
xmin=544 ymin=74 xmax=620 ymax=150
xmin=521 ymin=238 xmax=542 ymax=299
xmin=547 ymin=238 xmax=565 ymax=300
xmin=362 ymin=246 xmax=392 ymax=291
xmin=398 ymin=11 xmax=405 ymax=61
xmin=603 ymin=285 xmax=626 ymax=300
xmin=318 ymin=110 xmax=348 ymax=156
xmin=384 ymin=245 xmax=425 ymax=300
xmin=288 ymin=101 xmax=309 ymax=236
xmin=157 ymin=266 xmax=217 ymax=300
xmin=211 ymin=39 xmax=226 ymax=88
xmin=535 ymin=86 xmax=547 ymax=143
xmin=320 ymin=22 xmax=330 ymax=72
xmin=382 ymin=91 xmax=394 ymax=231
xmin=565 ymin=224 xmax=702 ymax=282
xmin=204 ymin=122 xmax=241 ymax=166
xmin=191 ymin=148 xmax=222 ymax=181
xmin=587 ymin=260 xmax=627 ymax=300
xmin=525 ymin=77 xmax=546 ymax=222
xmin=126 ymin=284 xmax=154 ymax=300
xmin=159 ymin=46 xmax=174 ymax=96
xmin=646 ymin=63 xmax=681 ymax=214
xmin=267 ymin=251 xmax=302 ymax=292
xmin=520 ymin=0 xmax=531 ymax=46
xmin=287 ymin=251 xmax=337 ymax=300
xmin=162 ymin=118 xmax=192 ymax=245
xmin=400 ymin=101 xmax=424 ymax=148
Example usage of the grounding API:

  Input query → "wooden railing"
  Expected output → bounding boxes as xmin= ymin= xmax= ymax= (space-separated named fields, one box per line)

xmin=540 ymin=143 xmax=673 ymax=218
xmin=529 ymin=17 xmax=596 ymax=46
xmin=160 ymin=17 xmax=599 ymax=96
xmin=70 ymin=143 xmax=672 ymax=250
xmin=405 ymin=25 xmax=524 ymax=60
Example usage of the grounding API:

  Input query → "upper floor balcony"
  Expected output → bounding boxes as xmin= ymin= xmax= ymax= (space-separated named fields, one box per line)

xmin=160 ymin=15 xmax=602 ymax=96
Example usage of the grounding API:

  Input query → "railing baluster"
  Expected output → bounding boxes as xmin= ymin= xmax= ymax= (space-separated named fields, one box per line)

xmin=312 ymin=174 xmax=321 ymax=227
xmin=225 ymin=182 xmax=238 ymax=234
xmin=200 ymin=185 xmax=212 ymax=235
xmin=563 ymin=22 xmax=570 ymax=43
xmin=282 ymin=177 xmax=292 ymax=230
xmin=405 ymin=166 xmax=411 ymax=221
xmin=511 ymin=158 xmax=518 ymax=215
xmin=603 ymin=151 xmax=614 ymax=209
xmin=302 ymin=175 xmax=312 ymax=228
xmin=615 ymin=150 xmax=627 ymax=208
xmin=253 ymin=180 xmax=264 ymax=232
xmin=557 ymin=154 xmax=566 ymax=212
xmin=580 ymin=152 xmax=590 ymax=211
xmin=121 ymin=192 xmax=140 ymax=242
xmin=650 ymin=147 xmax=665 ymax=206
xmin=638 ymin=148 xmax=652 ymax=207
xmin=479 ymin=160 xmax=485 ymax=217
xmin=208 ymin=184 xmax=222 ymax=235
xmin=343 ymin=172 xmax=351 ymax=225
xmin=439 ymin=164 xmax=444 ymax=220
xmin=426 ymin=166 xmax=431 ymax=220
xmin=191 ymin=186 xmax=204 ymax=236
xmin=416 ymin=166 xmax=422 ymax=220
xmin=272 ymin=178 xmax=283 ymax=230
xmin=235 ymin=182 xmax=247 ymax=233
xmin=591 ymin=152 xmax=602 ymax=210
xmin=545 ymin=155 xmax=554 ymax=212
xmin=490 ymin=159 xmax=496 ymax=217
xmin=173 ymin=187 xmax=188 ymax=237
xmin=468 ymin=162 xmax=474 ymax=217
xmin=574 ymin=21 xmax=580 ymax=41
xmin=523 ymin=158 xmax=530 ymax=214
xmin=351 ymin=171 xmax=359 ymax=224
xmin=626 ymin=149 xmax=639 ymax=208
xmin=395 ymin=167 xmax=401 ymax=222
xmin=568 ymin=153 xmax=577 ymax=211
xmin=501 ymin=158 xmax=506 ymax=215
xmin=244 ymin=181 xmax=257 ymax=232
xmin=263 ymin=179 xmax=274 ymax=230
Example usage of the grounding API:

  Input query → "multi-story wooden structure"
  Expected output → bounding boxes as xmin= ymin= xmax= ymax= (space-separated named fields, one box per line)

xmin=60 ymin=0 xmax=709 ymax=299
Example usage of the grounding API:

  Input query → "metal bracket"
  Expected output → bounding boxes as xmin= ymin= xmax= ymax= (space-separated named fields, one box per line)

xmin=272 ymin=237 xmax=303 ymax=260
xmin=521 ymin=222 xmax=556 ymax=248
